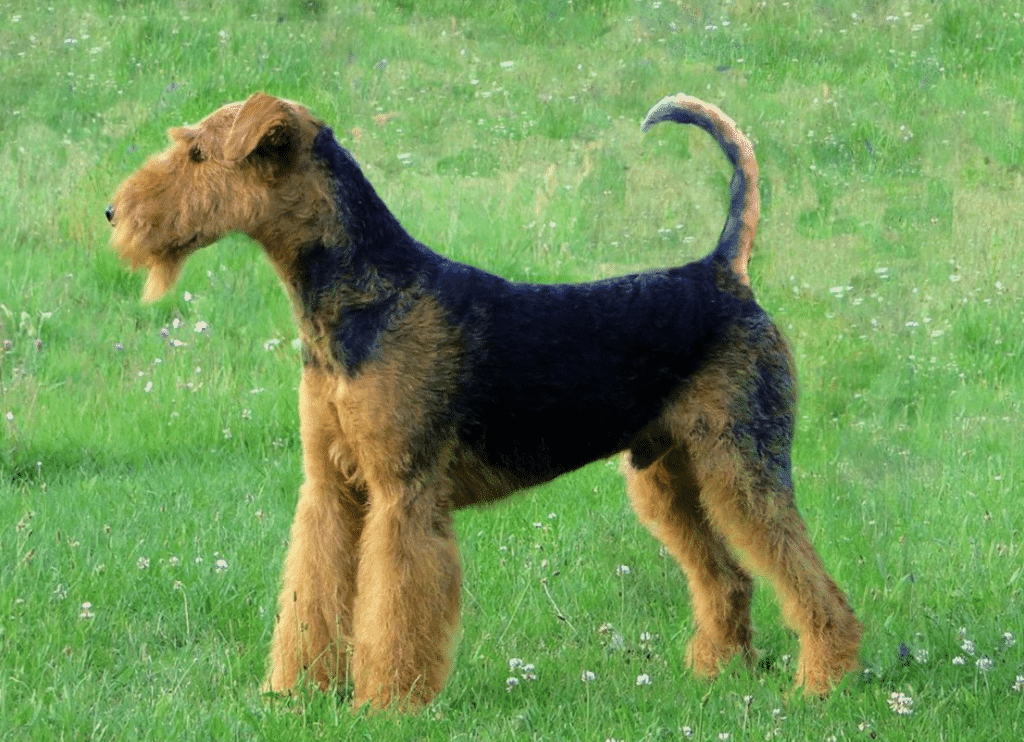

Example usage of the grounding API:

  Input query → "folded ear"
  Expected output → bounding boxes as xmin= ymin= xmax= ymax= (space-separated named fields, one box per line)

xmin=224 ymin=92 xmax=300 ymax=166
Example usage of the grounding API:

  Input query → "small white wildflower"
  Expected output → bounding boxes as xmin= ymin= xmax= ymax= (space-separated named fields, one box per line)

xmin=79 ymin=601 xmax=94 ymax=619
xmin=887 ymin=691 xmax=913 ymax=715
xmin=500 ymin=60 xmax=514 ymax=69
xmin=615 ymin=564 xmax=632 ymax=576
xmin=193 ymin=320 xmax=208 ymax=333
xmin=521 ymin=663 xmax=537 ymax=681
xmin=169 ymin=338 xmax=187 ymax=348
xmin=718 ymin=733 xmax=731 ymax=741
xmin=952 ymin=655 xmax=966 ymax=666
xmin=976 ymin=656 xmax=994 ymax=672
xmin=949 ymin=274 xmax=961 ymax=283
xmin=183 ymin=291 xmax=193 ymax=301
xmin=1003 ymin=632 xmax=1016 ymax=648
xmin=1013 ymin=675 xmax=1024 ymax=692
xmin=263 ymin=338 xmax=282 ymax=351
xmin=505 ymin=676 xmax=519 ymax=691
xmin=681 ymin=727 xmax=693 ymax=738
xmin=215 ymin=558 xmax=228 ymax=573
xmin=4 ymin=411 xmax=12 ymax=422
xmin=508 ymin=657 xmax=523 ymax=671
xmin=137 ymin=556 xmax=150 ymax=570
xmin=173 ymin=580 xmax=183 ymax=590
xmin=961 ymin=638 xmax=976 ymax=655
xmin=636 ymin=673 xmax=652 ymax=686
xmin=581 ymin=670 xmax=596 ymax=683
xmin=914 ymin=648 xmax=929 ymax=663
xmin=144 ymin=381 xmax=153 ymax=393
xmin=168 ymin=556 xmax=180 ymax=567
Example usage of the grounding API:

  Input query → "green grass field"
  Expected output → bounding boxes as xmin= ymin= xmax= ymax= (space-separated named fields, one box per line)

xmin=2 ymin=1 xmax=1023 ymax=739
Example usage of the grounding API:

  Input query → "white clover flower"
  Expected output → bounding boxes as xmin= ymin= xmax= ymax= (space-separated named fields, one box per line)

xmin=508 ymin=657 xmax=523 ymax=671
xmin=976 ymin=656 xmax=994 ymax=672
xmin=1013 ymin=675 xmax=1024 ymax=693
xmin=581 ymin=670 xmax=596 ymax=683
xmin=615 ymin=564 xmax=631 ymax=576
xmin=168 ymin=556 xmax=180 ymax=567
xmin=505 ymin=676 xmax=519 ymax=691
xmin=137 ymin=556 xmax=150 ymax=570
xmin=79 ymin=602 xmax=94 ymax=619
xmin=215 ymin=559 xmax=228 ymax=573
xmin=193 ymin=320 xmax=208 ymax=333
xmin=635 ymin=673 xmax=652 ymax=686
xmin=887 ymin=691 xmax=913 ymax=715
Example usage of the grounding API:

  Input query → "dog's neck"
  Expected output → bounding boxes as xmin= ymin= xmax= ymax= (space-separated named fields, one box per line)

xmin=257 ymin=128 xmax=446 ymax=373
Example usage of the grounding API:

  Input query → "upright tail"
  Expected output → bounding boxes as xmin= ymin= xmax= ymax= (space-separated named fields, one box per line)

xmin=641 ymin=95 xmax=760 ymax=287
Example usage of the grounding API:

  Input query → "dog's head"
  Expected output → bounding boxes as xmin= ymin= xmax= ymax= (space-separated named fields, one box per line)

xmin=106 ymin=93 xmax=330 ymax=301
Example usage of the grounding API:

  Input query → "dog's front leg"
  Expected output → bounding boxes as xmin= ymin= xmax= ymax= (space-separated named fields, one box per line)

xmin=350 ymin=476 xmax=462 ymax=711
xmin=266 ymin=369 xmax=366 ymax=694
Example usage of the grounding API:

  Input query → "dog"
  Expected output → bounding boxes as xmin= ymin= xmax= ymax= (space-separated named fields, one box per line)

xmin=106 ymin=92 xmax=861 ymax=710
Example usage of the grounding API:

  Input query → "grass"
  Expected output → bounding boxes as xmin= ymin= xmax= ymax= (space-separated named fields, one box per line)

xmin=2 ymin=0 xmax=1023 ymax=738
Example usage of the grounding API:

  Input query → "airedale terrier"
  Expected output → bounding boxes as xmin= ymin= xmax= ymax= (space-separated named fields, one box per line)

xmin=107 ymin=92 xmax=861 ymax=710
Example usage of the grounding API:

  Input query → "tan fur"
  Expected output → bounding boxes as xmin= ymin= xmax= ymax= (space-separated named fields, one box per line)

xmin=107 ymin=92 xmax=861 ymax=710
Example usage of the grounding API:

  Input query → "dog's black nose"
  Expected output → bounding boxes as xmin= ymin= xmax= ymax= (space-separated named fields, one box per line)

xmin=105 ymin=205 xmax=114 ymax=223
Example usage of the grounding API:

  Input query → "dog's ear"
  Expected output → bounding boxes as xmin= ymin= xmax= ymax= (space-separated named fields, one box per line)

xmin=224 ymin=92 xmax=299 ymax=169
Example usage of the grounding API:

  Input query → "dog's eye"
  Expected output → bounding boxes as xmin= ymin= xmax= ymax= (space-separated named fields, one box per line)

xmin=189 ymin=145 xmax=206 ymax=163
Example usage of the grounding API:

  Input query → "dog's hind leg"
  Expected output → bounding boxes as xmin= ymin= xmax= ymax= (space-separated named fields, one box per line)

xmin=672 ymin=354 xmax=862 ymax=695
xmin=624 ymin=447 xmax=757 ymax=678
xmin=698 ymin=460 xmax=862 ymax=695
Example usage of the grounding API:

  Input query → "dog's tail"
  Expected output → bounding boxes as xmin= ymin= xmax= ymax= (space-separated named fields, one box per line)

xmin=641 ymin=94 xmax=759 ymax=286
